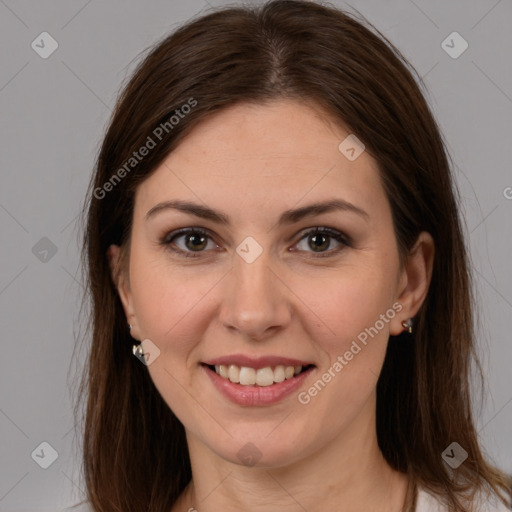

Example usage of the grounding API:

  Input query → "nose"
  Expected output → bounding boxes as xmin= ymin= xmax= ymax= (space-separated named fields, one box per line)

xmin=218 ymin=245 xmax=292 ymax=341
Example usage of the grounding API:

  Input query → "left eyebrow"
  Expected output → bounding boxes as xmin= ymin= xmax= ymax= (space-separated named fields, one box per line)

xmin=278 ymin=199 xmax=369 ymax=224
xmin=145 ymin=198 xmax=369 ymax=225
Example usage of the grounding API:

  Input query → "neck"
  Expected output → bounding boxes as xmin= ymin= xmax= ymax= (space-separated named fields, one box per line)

xmin=174 ymin=396 xmax=410 ymax=512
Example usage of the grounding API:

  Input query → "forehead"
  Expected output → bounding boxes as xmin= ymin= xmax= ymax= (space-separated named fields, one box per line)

xmin=134 ymin=100 xmax=388 ymax=223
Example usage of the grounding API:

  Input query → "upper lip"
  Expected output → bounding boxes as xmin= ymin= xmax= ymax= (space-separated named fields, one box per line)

xmin=202 ymin=354 xmax=315 ymax=369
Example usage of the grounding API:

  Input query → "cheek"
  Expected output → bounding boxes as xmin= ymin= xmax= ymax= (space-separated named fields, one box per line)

xmin=128 ymin=258 xmax=217 ymax=422
xmin=295 ymin=263 xmax=397 ymax=351
xmin=293 ymin=270 xmax=397 ymax=421
xmin=293 ymin=273 xmax=398 ymax=417
xmin=129 ymin=254 xmax=221 ymax=353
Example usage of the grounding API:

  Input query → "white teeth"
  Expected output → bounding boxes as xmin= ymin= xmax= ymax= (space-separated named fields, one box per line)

xmin=214 ymin=364 xmax=305 ymax=386
xmin=255 ymin=367 xmax=274 ymax=386
xmin=228 ymin=364 xmax=240 ymax=383
xmin=274 ymin=365 xmax=285 ymax=383
xmin=239 ymin=367 xmax=256 ymax=385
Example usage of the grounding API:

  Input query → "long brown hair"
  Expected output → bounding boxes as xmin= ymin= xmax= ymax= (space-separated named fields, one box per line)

xmin=75 ymin=1 xmax=511 ymax=510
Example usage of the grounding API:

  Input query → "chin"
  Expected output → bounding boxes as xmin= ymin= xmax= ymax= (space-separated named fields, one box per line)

xmin=209 ymin=432 xmax=310 ymax=469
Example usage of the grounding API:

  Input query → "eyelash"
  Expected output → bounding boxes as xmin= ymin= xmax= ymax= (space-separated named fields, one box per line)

xmin=160 ymin=227 xmax=351 ymax=259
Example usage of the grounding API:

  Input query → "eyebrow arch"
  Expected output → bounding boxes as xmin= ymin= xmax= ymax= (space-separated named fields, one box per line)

xmin=145 ymin=198 xmax=369 ymax=226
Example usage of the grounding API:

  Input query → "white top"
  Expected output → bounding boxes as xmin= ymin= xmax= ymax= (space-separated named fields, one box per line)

xmin=416 ymin=486 xmax=512 ymax=511
xmin=66 ymin=487 xmax=512 ymax=511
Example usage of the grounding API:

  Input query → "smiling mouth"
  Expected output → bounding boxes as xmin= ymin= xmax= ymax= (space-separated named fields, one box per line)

xmin=203 ymin=363 xmax=315 ymax=387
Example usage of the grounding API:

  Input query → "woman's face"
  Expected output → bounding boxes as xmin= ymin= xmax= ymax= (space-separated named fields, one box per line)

xmin=112 ymin=99 xmax=430 ymax=467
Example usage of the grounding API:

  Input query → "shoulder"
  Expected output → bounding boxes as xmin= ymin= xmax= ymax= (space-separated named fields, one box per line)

xmin=416 ymin=486 xmax=512 ymax=512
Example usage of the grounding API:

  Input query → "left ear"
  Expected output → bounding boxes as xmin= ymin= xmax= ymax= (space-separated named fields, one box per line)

xmin=390 ymin=231 xmax=435 ymax=335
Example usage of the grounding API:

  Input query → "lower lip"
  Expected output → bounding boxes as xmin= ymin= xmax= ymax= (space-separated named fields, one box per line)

xmin=201 ymin=364 xmax=315 ymax=406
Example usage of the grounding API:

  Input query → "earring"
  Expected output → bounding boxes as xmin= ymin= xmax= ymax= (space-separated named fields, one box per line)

xmin=401 ymin=319 xmax=413 ymax=334
xmin=132 ymin=342 xmax=144 ymax=359
xmin=129 ymin=324 xmax=144 ymax=360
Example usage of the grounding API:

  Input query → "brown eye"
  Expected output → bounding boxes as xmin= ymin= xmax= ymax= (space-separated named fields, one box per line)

xmin=308 ymin=232 xmax=330 ymax=252
xmin=183 ymin=232 xmax=208 ymax=251
xmin=294 ymin=227 xmax=350 ymax=257
xmin=162 ymin=228 xmax=218 ymax=258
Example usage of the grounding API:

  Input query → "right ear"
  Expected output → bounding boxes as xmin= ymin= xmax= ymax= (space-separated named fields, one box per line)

xmin=107 ymin=244 xmax=140 ymax=339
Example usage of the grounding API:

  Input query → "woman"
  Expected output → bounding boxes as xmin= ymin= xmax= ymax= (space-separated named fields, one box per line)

xmin=75 ymin=1 xmax=512 ymax=510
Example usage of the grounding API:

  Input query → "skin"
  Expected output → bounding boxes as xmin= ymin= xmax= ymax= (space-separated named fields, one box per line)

xmin=108 ymin=99 xmax=434 ymax=512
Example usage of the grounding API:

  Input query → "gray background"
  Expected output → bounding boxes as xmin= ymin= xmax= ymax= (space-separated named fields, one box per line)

xmin=0 ymin=0 xmax=511 ymax=510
